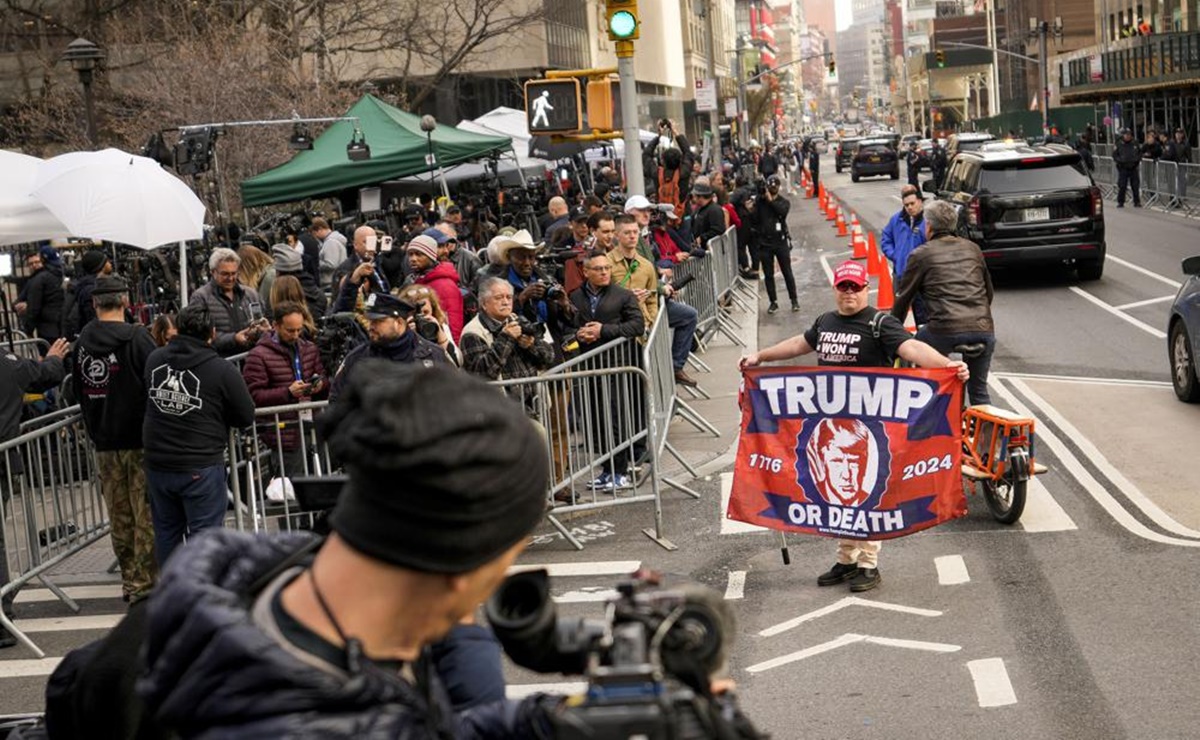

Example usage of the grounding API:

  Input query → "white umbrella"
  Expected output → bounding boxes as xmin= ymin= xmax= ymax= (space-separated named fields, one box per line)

xmin=31 ymin=148 xmax=206 ymax=249
xmin=0 ymin=151 xmax=71 ymax=246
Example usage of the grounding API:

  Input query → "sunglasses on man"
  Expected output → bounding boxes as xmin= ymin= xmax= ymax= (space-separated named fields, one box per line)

xmin=836 ymin=281 xmax=866 ymax=293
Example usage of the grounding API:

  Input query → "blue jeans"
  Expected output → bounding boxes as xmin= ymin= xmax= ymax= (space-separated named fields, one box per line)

xmin=145 ymin=464 xmax=228 ymax=566
xmin=667 ymin=300 xmax=699 ymax=371
xmin=915 ymin=328 xmax=995 ymax=406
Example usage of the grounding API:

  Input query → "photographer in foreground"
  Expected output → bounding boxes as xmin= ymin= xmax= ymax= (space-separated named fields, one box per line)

xmin=50 ymin=364 xmax=559 ymax=738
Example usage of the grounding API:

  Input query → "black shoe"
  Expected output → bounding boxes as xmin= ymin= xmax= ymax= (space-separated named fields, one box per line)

xmin=1116 ymin=203 xmax=1124 ymax=208
xmin=791 ymin=303 xmax=800 ymax=313
xmin=817 ymin=562 xmax=859 ymax=587
xmin=849 ymin=567 xmax=881 ymax=592
xmin=767 ymin=302 xmax=779 ymax=314
xmin=0 ymin=629 xmax=16 ymax=649
xmin=1133 ymin=202 xmax=1142 ymax=208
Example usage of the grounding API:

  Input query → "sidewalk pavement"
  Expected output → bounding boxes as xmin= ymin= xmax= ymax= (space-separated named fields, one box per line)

xmin=658 ymin=279 xmax=759 ymax=482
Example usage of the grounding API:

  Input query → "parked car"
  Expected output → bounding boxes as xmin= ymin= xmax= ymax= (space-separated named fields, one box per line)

xmin=1168 ymin=255 xmax=1200 ymax=402
xmin=922 ymin=143 xmax=1105 ymax=280
xmin=835 ymin=137 xmax=863 ymax=173
xmin=851 ymin=139 xmax=900 ymax=181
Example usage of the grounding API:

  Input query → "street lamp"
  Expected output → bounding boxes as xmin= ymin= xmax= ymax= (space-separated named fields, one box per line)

xmin=419 ymin=114 xmax=438 ymax=191
xmin=62 ymin=37 xmax=105 ymax=149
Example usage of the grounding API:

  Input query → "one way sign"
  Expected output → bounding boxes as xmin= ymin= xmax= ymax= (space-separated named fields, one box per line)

xmin=524 ymin=79 xmax=582 ymax=134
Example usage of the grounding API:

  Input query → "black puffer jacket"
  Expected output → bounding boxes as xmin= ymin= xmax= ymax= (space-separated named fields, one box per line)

xmin=137 ymin=529 xmax=551 ymax=739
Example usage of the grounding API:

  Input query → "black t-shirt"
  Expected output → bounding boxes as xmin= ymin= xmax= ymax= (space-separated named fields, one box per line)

xmin=802 ymin=308 xmax=912 ymax=367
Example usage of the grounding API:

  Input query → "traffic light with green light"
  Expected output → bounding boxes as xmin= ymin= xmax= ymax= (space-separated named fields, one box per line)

xmin=606 ymin=0 xmax=639 ymax=41
xmin=828 ymin=59 xmax=836 ymax=76
xmin=936 ymin=50 xmax=946 ymax=67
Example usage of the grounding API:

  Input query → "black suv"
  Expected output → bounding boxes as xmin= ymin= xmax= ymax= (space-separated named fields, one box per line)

xmin=850 ymin=139 xmax=900 ymax=181
xmin=922 ymin=144 xmax=1106 ymax=280
xmin=834 ymin=137 xmax=862 ymax=173
xmin=945 ymin=132 xmax=996 ymax=160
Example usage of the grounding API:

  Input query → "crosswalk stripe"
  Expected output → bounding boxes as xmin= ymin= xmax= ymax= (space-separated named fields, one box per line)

xmin=0 ymin=658 xmax=61 ymax=679
xmin=509 ymin=561 xmax=641 ymax=577
xmin=15 ymin=614 xmax=123 ymax=634
xmin=506 ymin=682 xmax=586 ymax=699
xmin=15 ymin=585 xmax=123 ymax=605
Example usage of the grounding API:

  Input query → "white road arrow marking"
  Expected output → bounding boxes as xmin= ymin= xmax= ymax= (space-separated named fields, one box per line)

xmin=759 ymin=596 xmax=943 ymax=637
xmin=746 ymin=633 xmax=961 ymax=673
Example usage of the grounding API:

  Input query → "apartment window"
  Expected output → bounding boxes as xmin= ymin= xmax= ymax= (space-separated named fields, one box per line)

xmin=545 ymin=0 xmax=588 ymax=69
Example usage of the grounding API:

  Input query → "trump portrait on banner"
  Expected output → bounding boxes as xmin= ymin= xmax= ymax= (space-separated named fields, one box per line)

xmin=804 ymin=418 xmax=882 ymax=509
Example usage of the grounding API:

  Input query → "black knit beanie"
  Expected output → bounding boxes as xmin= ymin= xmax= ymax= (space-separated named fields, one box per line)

xmin=322 ymin=360 xmax=548 ymax=574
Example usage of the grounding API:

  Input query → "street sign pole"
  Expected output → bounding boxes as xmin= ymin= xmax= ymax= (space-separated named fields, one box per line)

xmin=617 ymin=41 xmax=644 ymax=196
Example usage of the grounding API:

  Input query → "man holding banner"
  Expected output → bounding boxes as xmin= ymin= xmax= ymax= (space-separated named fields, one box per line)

xmin=737 ymin=261 xmax=968 ymax=593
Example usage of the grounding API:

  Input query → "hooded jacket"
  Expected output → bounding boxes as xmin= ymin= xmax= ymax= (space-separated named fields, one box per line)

xmin=131 ymin=529 xmax=552 ymax=739
xmin=413 ymin=261 xmax=464 ymax=341
xmin=1 ymin=353 xmax=63 ymax=445
xmin=21 ymin=263 xmax=64 ymax=340
xmin=142 ymin=335 xmax=256 ymax=471
xmin=73 ymin=320 xmax=157 ymax=451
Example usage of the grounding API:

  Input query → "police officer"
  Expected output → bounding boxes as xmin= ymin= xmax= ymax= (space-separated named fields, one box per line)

xmin=929 ymin=140 xmax=948 ymax=190
xmin=329 ymin=293 xmax=449 ymax=401
xmin=1113 ymin=127 xmax=1142 ymax=207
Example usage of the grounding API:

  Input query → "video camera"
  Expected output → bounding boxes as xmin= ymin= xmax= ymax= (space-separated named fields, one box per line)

xmin=487 ymin=568 xmax=767 ymax=740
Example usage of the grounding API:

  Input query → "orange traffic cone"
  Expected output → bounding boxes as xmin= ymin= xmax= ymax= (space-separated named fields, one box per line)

xmin=817 ymin=183 xmax=827 ymax=210
xmin=852 ymin=223 xmax=867 ymax=259
xmin=848 ymin=213 xmax=861 ymax=249
xmin=835 ymin=208 xmax=848 ymax=237
xmin=866 ymin=231 xmax=881 ymax=276
xmin=825 ymin=195 xmax=837 ymax=221
xmin=877 ymin=263 xmax=895 ymax=310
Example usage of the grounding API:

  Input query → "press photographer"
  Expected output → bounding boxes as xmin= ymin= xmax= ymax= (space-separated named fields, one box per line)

xmin=749 ymin=174 xmax=796 ymax=315
xmin=460 ymin=278 xmax=554 ymax=385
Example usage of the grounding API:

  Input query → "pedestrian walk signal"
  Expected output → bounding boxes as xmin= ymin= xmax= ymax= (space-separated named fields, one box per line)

xmin=606 ymin=0 xmax=640 ymax=41
xmin=524 ymin=79 xmax=582 ymax=134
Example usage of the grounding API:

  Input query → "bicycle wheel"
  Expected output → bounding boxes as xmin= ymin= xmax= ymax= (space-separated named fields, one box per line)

xmin=982 ymin=448 xmax=1028 ymax=525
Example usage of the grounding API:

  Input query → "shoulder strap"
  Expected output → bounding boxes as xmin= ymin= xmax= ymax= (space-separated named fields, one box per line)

xmin=870 ymin=309 xmax=887 ymax=341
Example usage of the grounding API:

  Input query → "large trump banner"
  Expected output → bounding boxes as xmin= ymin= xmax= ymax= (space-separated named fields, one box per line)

xmin=728 ymin=366 xmax=967 ymax=540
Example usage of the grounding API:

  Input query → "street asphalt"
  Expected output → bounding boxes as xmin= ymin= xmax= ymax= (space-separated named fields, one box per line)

xmin=1 ymin=154 xmax=1197 ymax=740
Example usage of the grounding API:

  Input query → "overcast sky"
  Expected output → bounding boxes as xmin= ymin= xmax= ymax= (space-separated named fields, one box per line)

xmin=836 ymin=0 xmax=852 ymax=31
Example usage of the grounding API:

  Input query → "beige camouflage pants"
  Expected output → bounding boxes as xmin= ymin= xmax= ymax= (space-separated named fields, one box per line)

xmin=97 ymin=449 xmax=157 ymax=599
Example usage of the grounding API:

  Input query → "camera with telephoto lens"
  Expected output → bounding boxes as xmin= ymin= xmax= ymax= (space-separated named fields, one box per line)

xmin=414 ymin=314 xmax=441 ymax=343
xmin=755 ymin=179 xmax=768 ymax=197
xmin=486 ymin=568 xmax=767 ymax=740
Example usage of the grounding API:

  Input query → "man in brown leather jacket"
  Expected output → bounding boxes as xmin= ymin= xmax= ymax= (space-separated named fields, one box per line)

xmin=890 ymin=199 xmax=995 ymax=405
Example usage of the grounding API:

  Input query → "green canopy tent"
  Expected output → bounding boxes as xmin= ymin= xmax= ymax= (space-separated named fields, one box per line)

xmin=240 ymin=94 xmax=513 ymax=207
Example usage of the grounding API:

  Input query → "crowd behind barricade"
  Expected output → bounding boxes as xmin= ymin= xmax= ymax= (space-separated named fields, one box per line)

xmin=0 ymin=132 xmax=791 ymax=652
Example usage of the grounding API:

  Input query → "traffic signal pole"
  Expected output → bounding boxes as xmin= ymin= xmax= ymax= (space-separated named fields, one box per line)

xmin=617 ymin=40 xmax=645 ymax=196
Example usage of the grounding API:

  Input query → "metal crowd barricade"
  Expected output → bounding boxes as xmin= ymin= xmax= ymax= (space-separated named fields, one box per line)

xmin=227 ymin=400 xmax=333 ymax=534
xmin=495 ymin=361 xmax=681 ymax=550
xmin=5 ymin=338 xmax=49 ymax=362
xmin=1092 ymin=155 xmax=1117 ymax=198
xmin=673 ymin=250 xmax=720 ymax=346
xmin=1139 ymin=159 xmax=1161 ymax=207
xmin=0 ymin=408 xmax=110 ymax=658
xmin=640 ymin=313 xmax=717 ymax=499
